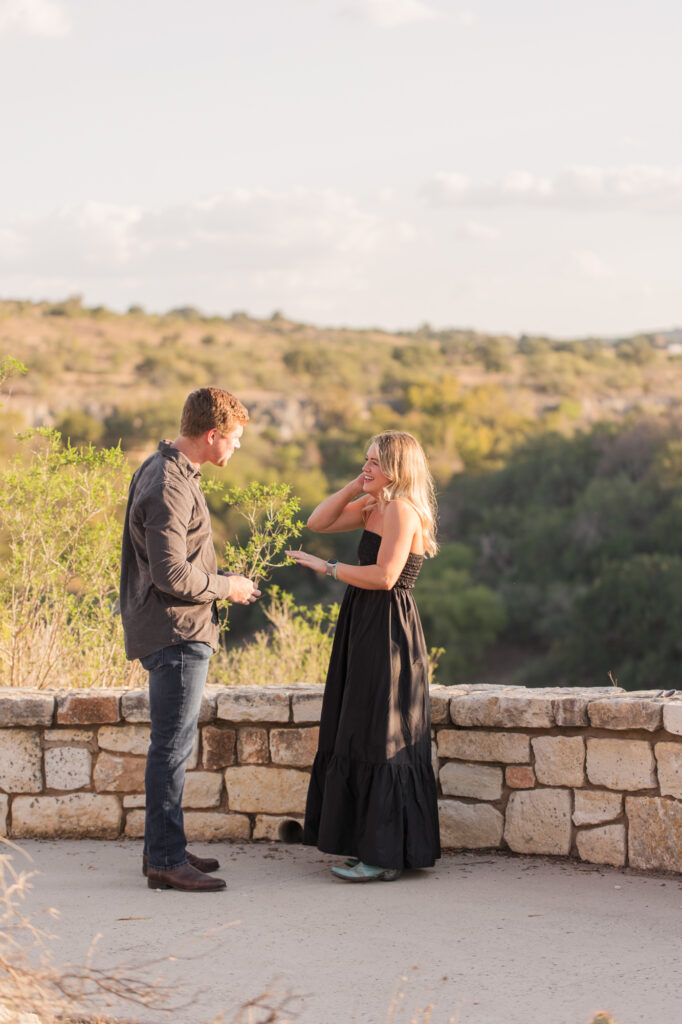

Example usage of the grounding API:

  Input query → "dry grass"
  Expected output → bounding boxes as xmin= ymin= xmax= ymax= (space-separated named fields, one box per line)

xmin=0 ymin=840 xmax=165 ymax=1023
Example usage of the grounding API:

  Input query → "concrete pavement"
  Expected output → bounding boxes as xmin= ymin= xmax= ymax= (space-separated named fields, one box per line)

xmin=8 ymin=840 xmax=682 ymax=1024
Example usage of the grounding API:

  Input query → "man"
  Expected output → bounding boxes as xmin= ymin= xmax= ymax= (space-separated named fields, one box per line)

xmin=120 ymin=387 xmax=260 ymax=892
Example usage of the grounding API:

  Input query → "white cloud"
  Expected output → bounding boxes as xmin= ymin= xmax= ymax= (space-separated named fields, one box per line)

xmin=455 ymin=220 xmax=499 ymax=241
xmin=340 ymin=0 xmax=438 ymax=28
xmin=0 ymin=189 xmax=414 ymax=312
xmin=569 ymin=250 xmax=615 ymax=281
xmin=423 ymin=165 xmax=682 ymax=212
xmin=0 ymin=0 xmax=70 ymax=37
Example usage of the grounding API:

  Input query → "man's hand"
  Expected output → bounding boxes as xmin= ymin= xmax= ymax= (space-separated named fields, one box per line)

xmin=227 ymin=575 xmax=261 ymax=604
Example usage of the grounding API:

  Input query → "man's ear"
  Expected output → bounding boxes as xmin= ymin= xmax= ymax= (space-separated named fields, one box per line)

xmin=205 ymin=428 xmax=218 ymax=446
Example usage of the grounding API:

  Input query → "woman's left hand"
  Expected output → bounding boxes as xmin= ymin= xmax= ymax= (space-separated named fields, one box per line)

xmin=286 ymin=549 xmax=328 ymax=575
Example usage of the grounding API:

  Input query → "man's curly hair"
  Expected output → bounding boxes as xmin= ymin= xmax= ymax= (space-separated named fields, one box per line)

xmin=180 ymin=387 xmax=249 ymax=438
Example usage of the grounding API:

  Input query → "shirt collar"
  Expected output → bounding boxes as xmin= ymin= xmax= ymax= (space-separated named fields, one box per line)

xmin=158 ymin=440 xmax=202 ymax=479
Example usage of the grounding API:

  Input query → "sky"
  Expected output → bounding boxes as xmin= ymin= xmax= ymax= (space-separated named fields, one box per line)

xmin=0 ymin=0 xmax=681 ymax=337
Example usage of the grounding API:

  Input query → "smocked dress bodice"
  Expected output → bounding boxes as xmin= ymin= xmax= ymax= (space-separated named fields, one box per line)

xmin=357 ymin=529 xmax=424 ymax=589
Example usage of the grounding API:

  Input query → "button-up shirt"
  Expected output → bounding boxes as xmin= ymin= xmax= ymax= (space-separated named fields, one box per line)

xmin=120 ymin=441 xmax=231 ymax=660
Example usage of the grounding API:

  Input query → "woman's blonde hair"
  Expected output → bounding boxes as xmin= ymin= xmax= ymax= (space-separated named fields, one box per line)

xmin=366 ymin=430 xmax=438 ymax=556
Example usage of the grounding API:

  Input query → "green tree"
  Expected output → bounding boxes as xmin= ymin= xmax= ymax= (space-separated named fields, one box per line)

xmin=417 ymin=544 xmax=507 ymax=681
xmin=557 ymin=554 xmax=682 ymax=689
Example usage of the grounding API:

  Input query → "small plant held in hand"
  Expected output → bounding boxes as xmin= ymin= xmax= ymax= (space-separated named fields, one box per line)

xmin=221 ymin=482 xmax=304 ymax=584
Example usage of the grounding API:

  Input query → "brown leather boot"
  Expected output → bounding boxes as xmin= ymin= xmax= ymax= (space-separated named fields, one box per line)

xmin=146 ymin=863 xmax=226 ymax=892
xmin=142 ymin=851 xmax=220 ymax=877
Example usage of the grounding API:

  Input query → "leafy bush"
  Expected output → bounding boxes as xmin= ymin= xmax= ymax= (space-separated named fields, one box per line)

xmin=211 ymin=587 xmax=337 ymax=686
xmin=0 ymin=430 xmax=142 ymax=689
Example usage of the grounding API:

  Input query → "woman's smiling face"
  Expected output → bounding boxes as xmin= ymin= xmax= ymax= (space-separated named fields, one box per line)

xmin=362 ymin=442 xmax=391 ymax=495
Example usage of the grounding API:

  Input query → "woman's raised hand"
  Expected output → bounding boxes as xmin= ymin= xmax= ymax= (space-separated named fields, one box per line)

xmin=285 ymin=549 xmax=328 ymax=574
xmin=350 ymin=472 xmax=366 ymax=494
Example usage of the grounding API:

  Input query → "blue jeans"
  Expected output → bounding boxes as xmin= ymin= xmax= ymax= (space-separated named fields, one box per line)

xmin=140 ymin=641 xmax=213 ymax=871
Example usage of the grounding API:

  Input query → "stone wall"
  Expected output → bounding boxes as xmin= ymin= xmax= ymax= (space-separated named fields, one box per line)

xmin=1 ymin=684 xmax=681 ymax=875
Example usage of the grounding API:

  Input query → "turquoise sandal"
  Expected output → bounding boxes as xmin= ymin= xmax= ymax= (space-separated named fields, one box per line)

xmin=331 ymin=861 xmax=402 ymax=882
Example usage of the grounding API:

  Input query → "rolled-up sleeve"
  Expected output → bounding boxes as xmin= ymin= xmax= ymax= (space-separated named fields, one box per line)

xmin=142 ymin=479 xmax=232 ymax=603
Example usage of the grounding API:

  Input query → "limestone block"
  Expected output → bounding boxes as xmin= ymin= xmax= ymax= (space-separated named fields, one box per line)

xmin=429 ymin=687 xmax=452 ymax=725
xmin=93 ymin=753 xmax=146 ymax=793
xmin=225 ymin=766 xmax=309 ymax=814
xmin=437 ymin=730 xmax=530 ymax=764
xmin=253 ymin=814 xmax=304 ymax=841
xmin=120 ymin=690 xmax=150 ymax=723
xmin=123 ymin=794 xmax=145 ymax=808
xmin=438 ymin=800 xmax=504 ymax=849
xmin=588 ymin=698 xmax=662 ymax=732
xmin=56 ymin=692 xmax=120 ymax=725
xmin=627 ymin=796 xmax=682 ymax=872
xmin=552 ymin=696 xmax=589 ymax=727
xmin=121 ymin=689 xmax=215 ymax=724
xmin=44 ymin=729 xmax=95 ymax=744
xmin=505 ymin=766 xmax=535 ymax=789
xmin=0 ymin=691 xmax=55 ymax=726
xmin=184 ymin=811 xmax=251 ymax=842
xmin=44 ymin=747 xmax=92 ymax=790
xmin=237 ymin=727 xmax=270 ymax=764
xmin=532 ymin=735 xmax=585 ymax=787
xmin=0 ymin=794 xmax=8 ymax=835
xmin=449 ymin=684 xmax=509 ymax=693
xmin=663 ymin=703 xmax=682 ymax=736
xmin=576 ymin=825 xmax=626 ymax=868
xmin=124 ymin=809 xmax=145 ymax=838
xmin=97 ymin=725 xmax=150 ymax=755
xmin=291 ymin=690 xmax=324 ymax=724
xmin=216 ymin=687 xmax=290 ymax=723
xmin=202 ymin=726 xmax=236 ymax=769
xmin=270 ymin=727 xmax=319 ymax=768
xmin=504 ymin=789 xmax=572 ymax=855
xmin=572 ymin=790 xmax=623 ymax=826
xmin=197 ymin=688 xmax=218 ymax=723
xmin=439 ymin=762 xmax=503 ymax=800
xmin=11 ymin=794 xmax=122 ymax=838
xmin=182 ymin=771 xmax=223 ymax=808
xmin=655 ymin=742 xmax=682 ymax=799
xmin=586 ymin=739 xmax=655 ymax=791
xmin=450 ymin=692 xmax=554 ymax=729
xmin=0 ymin=730 xmax=42 ymax=793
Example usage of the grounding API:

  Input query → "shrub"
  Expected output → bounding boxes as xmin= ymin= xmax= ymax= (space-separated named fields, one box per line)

xmin=0 ymin=430 xmax=142 ymax=689
xmin=211 ymin=587 xmax=337 ymax=686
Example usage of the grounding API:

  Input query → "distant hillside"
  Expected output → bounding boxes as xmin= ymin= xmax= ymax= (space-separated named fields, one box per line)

xmin=2 ymin=297 xmax=681 ymax=464
xmin=4 ymin=296 xmax=682 ymax=688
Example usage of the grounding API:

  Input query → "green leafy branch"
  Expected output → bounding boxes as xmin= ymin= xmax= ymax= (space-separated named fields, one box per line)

xmin=220 ymin=482 xmax=304 ymax=584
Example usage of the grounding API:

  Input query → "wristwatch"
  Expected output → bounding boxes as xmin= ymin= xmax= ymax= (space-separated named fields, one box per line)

xmin=325 ymin=559 xmax=339 ymax=578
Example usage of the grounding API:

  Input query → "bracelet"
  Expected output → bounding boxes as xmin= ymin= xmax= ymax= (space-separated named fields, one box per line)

xmin=333 ymin=562 xmax=338 ymax=580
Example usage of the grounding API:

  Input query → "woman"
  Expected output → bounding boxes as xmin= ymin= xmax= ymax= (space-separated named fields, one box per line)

xmin=287 ymin=430 xmax=441 ymax=882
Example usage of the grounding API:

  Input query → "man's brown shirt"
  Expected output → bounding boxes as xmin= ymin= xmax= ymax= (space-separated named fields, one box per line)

xmin=120 ymin=441 xmax=231 ymax=660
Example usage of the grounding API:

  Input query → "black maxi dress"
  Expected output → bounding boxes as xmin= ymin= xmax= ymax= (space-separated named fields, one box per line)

xmin=303 ymin=529 xmax=441 ymax=869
